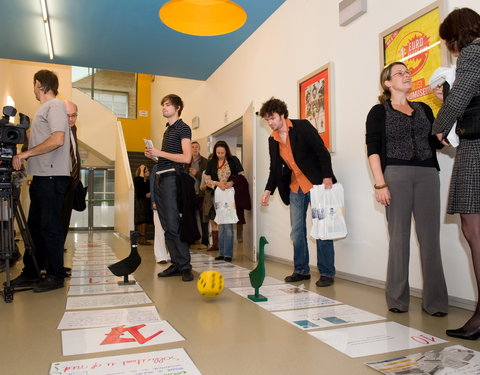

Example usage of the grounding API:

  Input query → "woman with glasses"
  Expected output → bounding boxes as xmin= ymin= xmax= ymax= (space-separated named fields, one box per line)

xmin=432 ymin=8 xmax=480 ymax=340
xmin=365 ymin=61 xmax=448 ymax=316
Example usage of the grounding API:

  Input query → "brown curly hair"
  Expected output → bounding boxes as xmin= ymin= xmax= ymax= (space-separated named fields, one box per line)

xmin=259 ymin=97 xmax=289 ymax=119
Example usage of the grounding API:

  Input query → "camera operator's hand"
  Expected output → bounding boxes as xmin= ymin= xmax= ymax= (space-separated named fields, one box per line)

xmin=13 ymin=152 xmax=28 ymax=171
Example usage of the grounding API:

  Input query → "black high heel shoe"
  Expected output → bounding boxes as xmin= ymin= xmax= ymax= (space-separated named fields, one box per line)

xmin=446 ymin=326 xmax=480 ymax=340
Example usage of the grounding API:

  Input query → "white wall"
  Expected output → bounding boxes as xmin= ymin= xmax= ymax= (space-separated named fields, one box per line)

xmin=72 ymin=89 xmax=117 ymax=161
xmin=150 ymin=0 xmax=480 ymax=305
xmin=0 ymin=59 xmax=71 ymax=120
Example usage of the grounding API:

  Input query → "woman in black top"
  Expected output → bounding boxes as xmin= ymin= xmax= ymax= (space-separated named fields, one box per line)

xmin=432 ymin=8 xmax=480 ymax=340
xmin=365 ymin=61 xmax=448 ymax=316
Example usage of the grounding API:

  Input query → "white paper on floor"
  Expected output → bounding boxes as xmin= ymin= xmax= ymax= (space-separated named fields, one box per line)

xmin=58 ymin=305 xmax=161 ymax=330
xmin=230 ymin=284 xmax=340 ymax=311
xmin=68 ymin=283 xmax=143 ymax=296
xmin=70 ymin=269 xmax=114 ymax=277
xmin=61 ymin=320 xmax=185 ymax=356
xmin=309 ymin=321 xmax=447 ymax=358
xmin=224 ymin=276 xmax=284 ymax=288
xmin=50 ymin=347 xmax=201 ymax=375
xmin=273 ymin=304 xmax=385 ymax=330
xmin=72 ymin=260 xmax=118 ymax=266
xmin=71 ymin=264 xmax=112 ymax=271
xmin=365 ymin=344 xmax=480 ymax=374
xmin=66 ymin=292 xmax=151 ymax=310
xmin=68 ymin=275 xmax=134 ymax=286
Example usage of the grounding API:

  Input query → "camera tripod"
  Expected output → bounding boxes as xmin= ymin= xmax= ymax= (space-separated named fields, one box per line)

xmin=0 ymin=185 xmax=39 ymax=303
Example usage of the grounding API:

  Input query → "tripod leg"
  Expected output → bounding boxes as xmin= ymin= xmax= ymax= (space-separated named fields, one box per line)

xmin=1 ymin=194 xmax=15 ymax=302
xmin=3 ymin=257 xmax=13 ymax=302
xmin=13 ymin=195 xmax=41 ymax=278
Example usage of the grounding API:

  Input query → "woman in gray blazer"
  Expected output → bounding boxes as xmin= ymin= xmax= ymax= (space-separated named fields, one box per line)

xmin=432 ymin=8 xmax=480 ymax=340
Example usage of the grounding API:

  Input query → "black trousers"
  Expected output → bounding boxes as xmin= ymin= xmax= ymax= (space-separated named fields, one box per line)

xmin=23 ymin=175 xmax=71 ymax=279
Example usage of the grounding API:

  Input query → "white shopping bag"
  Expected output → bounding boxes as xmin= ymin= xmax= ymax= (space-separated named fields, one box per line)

xmin=214 ymin=187 xmax=239 ymax=224
xmin=310 ymin=183 xmax=347 ymax=240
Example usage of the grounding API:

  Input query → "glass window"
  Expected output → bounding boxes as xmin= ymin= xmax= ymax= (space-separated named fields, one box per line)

xmin=72 ymin=67 xmax=137 ymax=119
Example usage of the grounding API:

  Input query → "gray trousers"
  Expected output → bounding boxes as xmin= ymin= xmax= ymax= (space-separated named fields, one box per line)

xmin=384 ymin=165 xmax=448 ymax=314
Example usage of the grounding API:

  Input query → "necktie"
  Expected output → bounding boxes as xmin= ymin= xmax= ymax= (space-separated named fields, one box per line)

xmin=70 ymin=130 xmax=79 ymax=181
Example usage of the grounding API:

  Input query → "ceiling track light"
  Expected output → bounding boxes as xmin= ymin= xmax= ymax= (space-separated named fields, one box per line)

xmin=40 ymin=0 xmax=54 ymax=60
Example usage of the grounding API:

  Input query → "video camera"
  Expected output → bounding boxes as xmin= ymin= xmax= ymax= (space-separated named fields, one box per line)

xmin=0 ymin=106 xmax=30 ymax=189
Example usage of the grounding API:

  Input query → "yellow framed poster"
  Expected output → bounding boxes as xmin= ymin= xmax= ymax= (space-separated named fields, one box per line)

xmin=379 ymin=1 xmax=449 ymax=114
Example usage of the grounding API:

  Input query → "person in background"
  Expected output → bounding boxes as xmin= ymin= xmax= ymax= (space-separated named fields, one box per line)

xmin=365 ymin=61 xmax=448 ymax=316
xmin=150 ymin=164 xmax=169 ymax=264
xmin=133 ymin=164 xmax=153 ymax=245
xmin=62 ymin=100 xmax=81 ymax=246
xmin=204 ymin=141 xmax=245 ymax=262
xmin=259 ymin=97 xmax=336 ymax=288
xmin=432 ymin=8 xmax=480 ymax=340
xmin=187 ymin=141 xmax=209 ymax=247
xmin=202 ymin=153 xmax=219 ymax=252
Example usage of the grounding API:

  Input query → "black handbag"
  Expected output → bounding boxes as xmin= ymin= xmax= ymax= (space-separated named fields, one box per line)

xmin=456 ymin=96 xmax=480 ymax=139
xmin=73 ymin=180 xmax=88 ymax=211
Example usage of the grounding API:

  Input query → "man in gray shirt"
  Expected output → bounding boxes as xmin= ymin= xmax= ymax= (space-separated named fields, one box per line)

xmin=10 ymin=70 xmax=71 ymax=292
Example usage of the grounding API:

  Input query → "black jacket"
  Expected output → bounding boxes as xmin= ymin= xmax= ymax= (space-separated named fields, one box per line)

xmin=265 ymin=119 xmax=336 ymax=205
xmin=177 ymin=171 xmax=200 ymax=244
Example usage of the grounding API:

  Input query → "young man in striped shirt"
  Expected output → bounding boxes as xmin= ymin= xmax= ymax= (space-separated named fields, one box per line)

xmin=145 ymin=94 xmax=194 ymax=281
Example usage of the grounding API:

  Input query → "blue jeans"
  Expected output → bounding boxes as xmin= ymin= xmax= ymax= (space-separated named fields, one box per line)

xmin=218 ymin=224 xmax=234 ymax=257
xmin=154 ymin=173 xmax=191 ymax=271
xmin=290 ymin=189 xmax=335 ymax=277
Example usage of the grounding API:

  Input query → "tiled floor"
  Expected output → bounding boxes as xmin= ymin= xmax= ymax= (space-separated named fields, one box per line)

xmin=1 ymin=231 xmax=480 ymax=374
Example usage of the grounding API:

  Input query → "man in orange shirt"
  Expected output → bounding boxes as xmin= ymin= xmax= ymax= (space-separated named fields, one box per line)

xmin=259 ymin=98 xmax=336 ymax=287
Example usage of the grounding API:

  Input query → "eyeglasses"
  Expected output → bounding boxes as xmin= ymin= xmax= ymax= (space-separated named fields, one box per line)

xmin=390 ymin=69 xmax=411 ymax=78
xmin=67 ymin=113 xmax=78 ymax=118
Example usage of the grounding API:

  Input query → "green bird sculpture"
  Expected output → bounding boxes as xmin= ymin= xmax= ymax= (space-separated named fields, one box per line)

xmin=248 ymin=236 xmax=268 ymax=302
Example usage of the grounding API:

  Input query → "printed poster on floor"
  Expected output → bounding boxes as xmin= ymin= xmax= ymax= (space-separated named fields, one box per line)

xmin=69 ymin=275 xmax=135 ymax=286
xmin=71 ymin=269 xmax=114 ymax=277
xmin=66 ymin=292 xmax=151 ymax=310
xmin=273 ymin=304 xmax=385 ymax=330
xmin=309 ymin=321 xmax=447 ymax=358
xmin=224 ymin=276 xmax=283 ymax=288
xmin=68 ymin=283 xmax=143 ymax=296
xmin=61 ymin=321 xmax=184 ymax=356
xmin=230 ymin=284 xmax=340 ymax=311
xmin=366 ymin=345 xmax=480 ymax=374
xmin=50 ymin=348 xmax=201 ymax=375
xmin=58 ymin=306 xmax=162 ymax=330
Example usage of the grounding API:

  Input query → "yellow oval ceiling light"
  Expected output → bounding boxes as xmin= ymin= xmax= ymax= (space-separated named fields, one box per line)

xmin=159 ymin=0 xmax=247 ymax=36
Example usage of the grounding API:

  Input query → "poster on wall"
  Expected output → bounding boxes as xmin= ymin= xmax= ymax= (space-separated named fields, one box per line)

xmin=380 ymin=1 xmax=447 ymax=114
xmin=298 ymin=62 xmax=332 ymax=151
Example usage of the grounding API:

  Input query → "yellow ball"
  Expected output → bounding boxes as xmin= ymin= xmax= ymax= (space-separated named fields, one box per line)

xmin=197 ymin=270 xmax=224 ymax=297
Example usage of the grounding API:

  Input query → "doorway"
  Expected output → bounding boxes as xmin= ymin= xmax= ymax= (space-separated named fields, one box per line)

xmin=207 ymin=103 xmax=256 ymax=261
xmin=70 ymin=167 xmax=115 ymax=230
